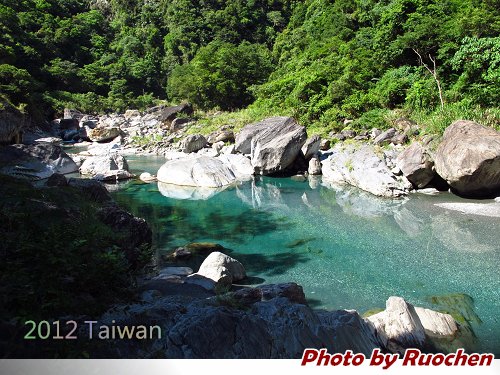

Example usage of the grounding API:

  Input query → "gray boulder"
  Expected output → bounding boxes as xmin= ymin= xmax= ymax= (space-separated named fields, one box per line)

xmin=396 ymin=142 xmax=435 ymax=188
xmin=301 ymin=135 xmax=321 ymax=160
xmin=308 ymin=156 xmax=322 ymax=175
xmin=434 ymin=120 xmax=500 ymax=197
xmin=321 ymin=144 xmax=411 ymax=197
xmin=207 ymin=130 xmax=235 ymax=144
xmin=157 ymin=155 xmax=236 ymax=188
xmin=0 ymin=143 xmax=78 ymax=180
xmin=79 ymin=154 xmax=134 ymax=181
xmin=234 ymin=120 xmax=269 ymax=154
xmin=180 ymin=134 xmax=207 ymax=153
xmin=88 ymin=126 xmax=121 ymax=142
xmin=142 ymin=103 xmax=193 ymax=124
xmin=373 ymin=128 xmax=397 ymax=145
xmin=241 ymin=117 xmax=307 ymax=175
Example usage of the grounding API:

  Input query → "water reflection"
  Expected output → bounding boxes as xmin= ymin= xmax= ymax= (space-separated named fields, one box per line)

xmin=158 ymin=181 xmax=228 ymax=200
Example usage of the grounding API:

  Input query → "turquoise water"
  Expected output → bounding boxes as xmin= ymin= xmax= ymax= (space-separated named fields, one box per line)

xmin=112 ymin=155 xmax=500 ymax=355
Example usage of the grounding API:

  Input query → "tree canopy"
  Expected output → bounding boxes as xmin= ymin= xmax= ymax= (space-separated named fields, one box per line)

xmin=0 ymin=0 xmax=498 ymax=127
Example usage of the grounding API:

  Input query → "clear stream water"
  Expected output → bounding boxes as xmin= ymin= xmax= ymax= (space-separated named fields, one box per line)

xmin=110 ymin=155 xmax=500 ymax=355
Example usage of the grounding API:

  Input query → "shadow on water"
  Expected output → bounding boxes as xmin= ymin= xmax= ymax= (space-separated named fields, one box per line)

xmin=234 ymin=251 xmax=311 ymax=277
xmin=306 ymin=298 xmax=325 ymax=309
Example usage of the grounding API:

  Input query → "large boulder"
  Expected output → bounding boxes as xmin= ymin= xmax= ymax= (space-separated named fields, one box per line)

xmin=434 ymin=120 xmax=500 ymax=197
xmin=321 ymin=144 xmax=411 ymax=197
xmin=236 ymin=117 xmax=307 ymax=175
xmin=88 ymin=126 xmax=121 ymax=143
xmin=396 ymin=142 xmax=435 ymax=188
xmin=79 ymin=154 xmax=134 ymax=181
xmin=373 ymin=128 xmax=397 ymax=145
xmin=157 ymin=156 xmax=236 ymax=188
xmin=0 ymin=143 xmax=78 ymax=180
xmin=180 ymin=134 xmax=207 ymax=153
xmin=235 ymin=121 xmax=269 ymax=154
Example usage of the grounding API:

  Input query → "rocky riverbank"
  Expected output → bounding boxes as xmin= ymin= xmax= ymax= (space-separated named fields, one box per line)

xmin=20 ymin=103 xmax=499 ymax=200
xmin=1 ymin=103 xmax=498 ymax=358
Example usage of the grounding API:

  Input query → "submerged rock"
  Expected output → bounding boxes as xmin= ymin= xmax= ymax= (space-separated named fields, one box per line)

xmin=139 ymin=172 xmax=157 ymax=183
xmin=158 ymin=181 xmax=228 ymax=200
xmin=434 ymin=120 xmax=500 ymax=197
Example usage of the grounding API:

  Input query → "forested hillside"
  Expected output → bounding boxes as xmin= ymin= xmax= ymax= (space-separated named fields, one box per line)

xmin=1 ymin=0 xmax=498 ymax=131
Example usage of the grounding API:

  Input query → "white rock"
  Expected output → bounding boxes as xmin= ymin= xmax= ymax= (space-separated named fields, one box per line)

xmin=157 ymin=156 xmax=236 ymax=188
xmin=79 ymin=154 xmax=134 ymax=181
xmin=139 ymin=172 xmax=157 ymax=183
xmin=321 ymin=144 xmax=410 ymax=197
xmin=366 ymin=296 xmax=425 ymax=353
xmin=414 ymin=307 xmax=458 ymax=338
xmin=218 ymin=154 xmax=254 ymax=180
xmin=196 ymin=251 xmax=246 ymax=286
xmin=308 ymin=156 xmax=322 ymax=175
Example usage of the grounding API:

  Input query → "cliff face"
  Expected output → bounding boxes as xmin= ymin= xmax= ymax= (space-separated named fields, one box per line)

xmin=0 ymin=101 xmax=25 ymax=144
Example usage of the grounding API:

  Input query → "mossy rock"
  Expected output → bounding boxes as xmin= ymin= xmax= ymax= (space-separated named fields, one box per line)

xmin=426 ymin=293 xmax=482 ymax=326
xmin=362 ymin=308 xmax=385 ymax=318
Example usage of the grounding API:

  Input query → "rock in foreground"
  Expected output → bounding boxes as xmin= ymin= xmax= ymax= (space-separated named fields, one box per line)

xmin=434 ymin=120 xmax=500 ymax=197
xmin=0 ymin=143 xmax=78 ymax=180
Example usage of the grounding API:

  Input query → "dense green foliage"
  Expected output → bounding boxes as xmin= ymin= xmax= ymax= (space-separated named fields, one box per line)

xmin=0 ymin=175 xmax=151 ymax=319
xmin=0 ymin=0 xmax=295 ymax=118
xmin=252 ymin=0 xmax=500 ymax=129
xmin=0 ymin=0 xmax=498 ymax=129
